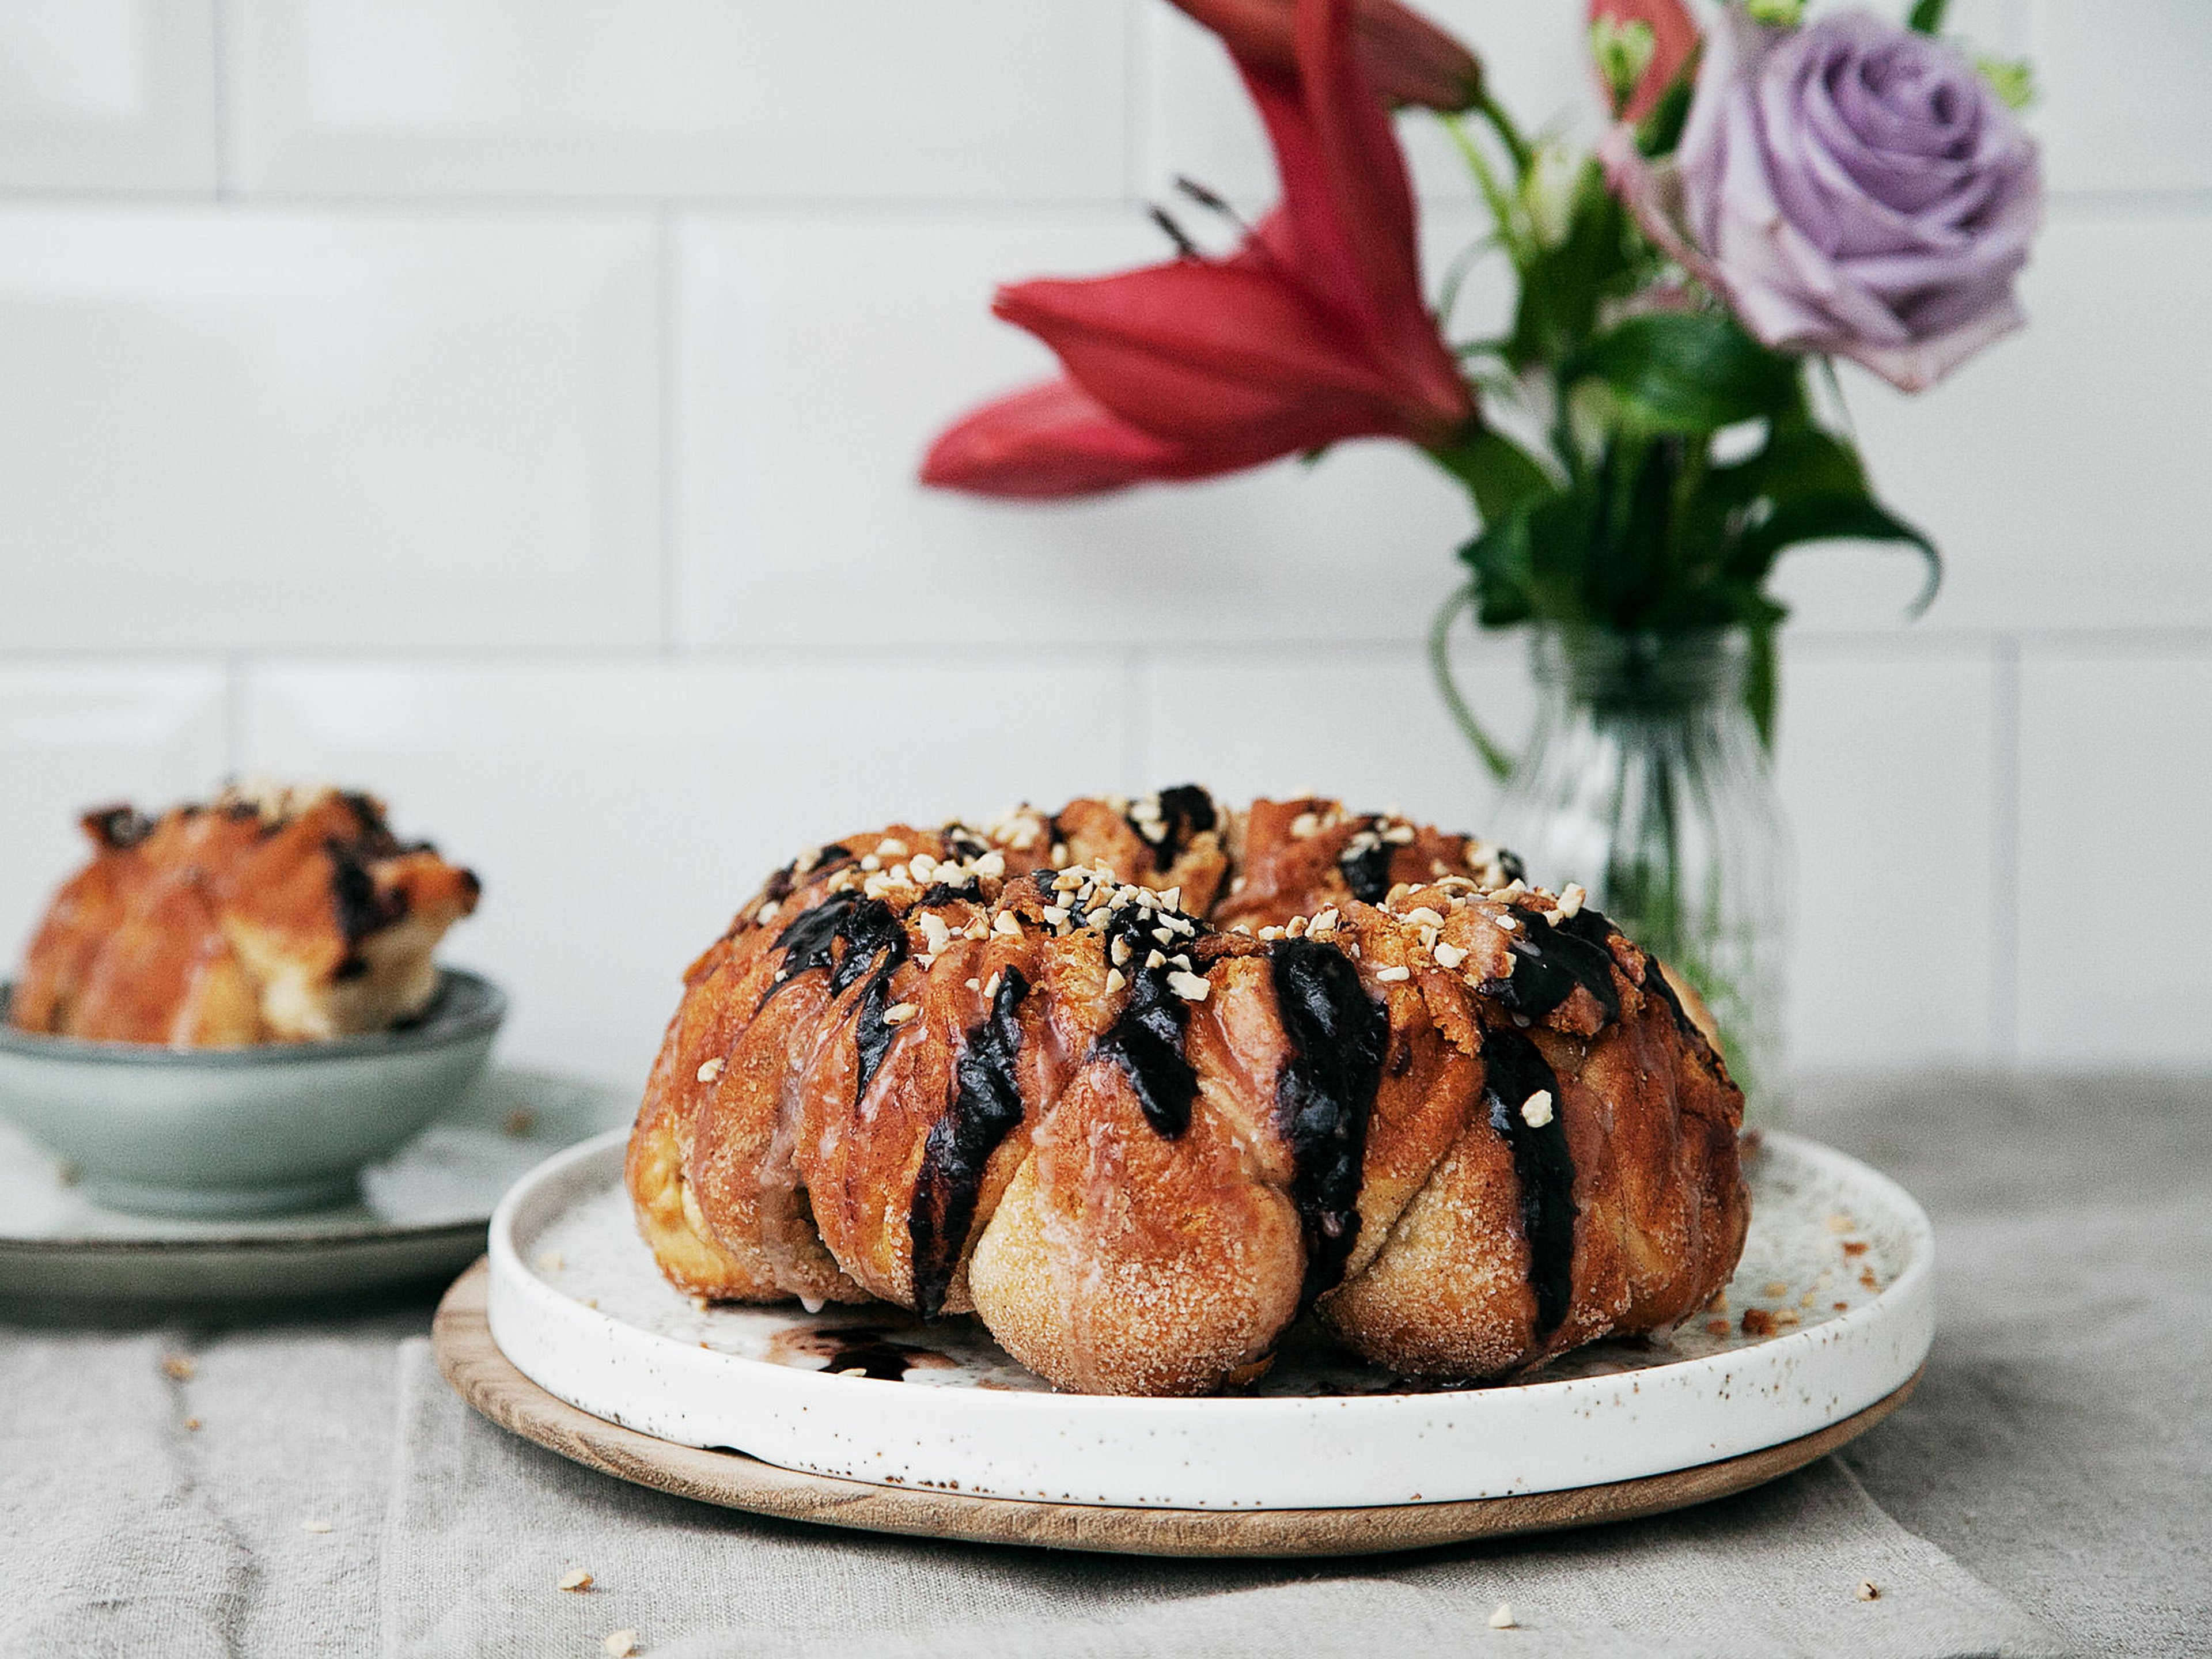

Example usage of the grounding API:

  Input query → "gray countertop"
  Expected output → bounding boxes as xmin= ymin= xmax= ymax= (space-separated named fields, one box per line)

xmin=2 ymin=1073 xmax=2207 ymax=1657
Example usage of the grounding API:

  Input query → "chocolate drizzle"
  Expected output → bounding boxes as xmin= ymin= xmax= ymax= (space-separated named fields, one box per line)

xmin=830 ymin=899 xmax=909 ymax=1101
xmin=1269 ymin=938 xmax=1387 ymax=1306
xmin=1128 ymin=784 xmax=1218 ymax=865
xmin=81 ymin=804 xmax=153 ymax=851
xmin=760 ymin=893 xmax=911 ymax=1097
xmin=1096 ymin=903 xmax=1199 ymax=1138
xmin=327 ymin=839 xmax=409 ymax=944
xmin=1338 ymin=821 xmax=1395 ymax=903
xmin=910 ymin=967 xmax=1030 ymax=1320
xmin=761 ymin=890 xmax=862 ymax=1005
xmin=1484 ymin=906 xmax=1622 ymax=1025
xmin=1481 ymin=1025 xmax=1577 ymax=1339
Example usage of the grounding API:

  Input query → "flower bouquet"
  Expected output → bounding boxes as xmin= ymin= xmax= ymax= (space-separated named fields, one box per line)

xmin=922 ymin=0 xmax=2041 ymax=1115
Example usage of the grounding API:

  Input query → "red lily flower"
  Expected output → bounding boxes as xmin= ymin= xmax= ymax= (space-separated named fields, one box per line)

xmin=921 ymin=0 xmax=1475 ymax=501
xmin=1588 ymin=0 xmax=1698 ymax=124
xmin=1169 ymin=0 xmax=1483 ymax=113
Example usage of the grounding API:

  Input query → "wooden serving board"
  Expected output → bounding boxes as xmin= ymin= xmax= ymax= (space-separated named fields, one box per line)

xmin=434 ymin=1259 xmax=1921 ymax=1559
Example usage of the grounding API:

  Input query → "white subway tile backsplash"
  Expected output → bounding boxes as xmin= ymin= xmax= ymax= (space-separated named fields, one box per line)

xmin=1834 ymin=214 xmax=2212 ymax=637
xmin=0 ymin=207 xmax=661 ymax=650
xmin=1777 ymin=645 xmax=2000 ymax=1069
xmin=0 ymin=1 xmax=2191 ymax=1085
xmin=676 ymin=212 xmax=1477 ymax=650
xmin=0 ymin=661 xmax=230 ymax=973
xmin=0 ymin=0 xmax=217 ymax=191
xmin=225 ymin=0 xmax=1132 ymax=202
xmin=2016 ymin=646 xmax=2212 ymax=1067
xmin=239 ymin=654 xmax=1130 ymax=1085
xmin=1135 ymin=639 xmax=1528 ymax=831
xmin=2028 ymin=0 xmax=2212 ymax=195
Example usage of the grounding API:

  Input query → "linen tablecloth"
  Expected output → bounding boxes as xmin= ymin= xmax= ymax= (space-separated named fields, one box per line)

xmin=4 ymin=1073 xmax=2209 ymax=1657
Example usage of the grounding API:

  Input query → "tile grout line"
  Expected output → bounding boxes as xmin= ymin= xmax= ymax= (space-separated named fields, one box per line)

xmin=1989 ymin=634 xmax=2022 ymax=1066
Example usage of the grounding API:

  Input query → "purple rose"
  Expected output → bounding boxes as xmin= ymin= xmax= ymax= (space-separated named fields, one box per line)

xmin=1673 ymin=6 xmax=2042 ymax=392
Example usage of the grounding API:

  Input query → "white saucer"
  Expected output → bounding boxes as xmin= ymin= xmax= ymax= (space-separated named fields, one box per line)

xmin=1 ymin=1066 xmax=630 ymax=1304
xmin=486 ymin=1130 xmax=1934 ymax=1511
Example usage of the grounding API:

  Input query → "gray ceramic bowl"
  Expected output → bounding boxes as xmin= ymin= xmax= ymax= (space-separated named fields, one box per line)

xmin=0 ymin=968 xmax=505 ymax=1218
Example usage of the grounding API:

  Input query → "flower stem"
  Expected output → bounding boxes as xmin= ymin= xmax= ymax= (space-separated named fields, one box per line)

xmin=1429 ymin=585 xmax=1517 ymax=781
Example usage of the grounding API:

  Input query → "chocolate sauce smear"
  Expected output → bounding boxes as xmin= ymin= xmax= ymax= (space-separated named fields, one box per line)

xmin=761 ymin=890 xmax=862 ymax=1006
xmin=1270 ymin=938 xmax=1388 ymax=1305
xmin=1097 ymin=904 xmax=1200 ymax=1138
xmin=765 ymin=1324 xmax=957 ymax=1382
xmin=910 ymin=968 xmax=1030 ymax=1320
xmin=1484 ymin=906 xmax=1623 ymax=1025
xmin=760 ymin=893 xmax=911 ymax=1098
xmin=1338 ymin=821 xmax=1396 ymax=904
xmin=1128 ymin=784 xmax=1218 ymax=866
xmin=831 ymin=899 xmax=909 ymax=1101
xmin=1480 ymin=1025 xmax=1577 ymax=1339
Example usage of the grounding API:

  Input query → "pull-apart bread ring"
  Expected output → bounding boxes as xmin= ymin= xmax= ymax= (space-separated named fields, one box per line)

xmin=627 ymin=788 xmax=1747 ymax=1396
xmin=12 ymin=780 xmax=479 ymax=1047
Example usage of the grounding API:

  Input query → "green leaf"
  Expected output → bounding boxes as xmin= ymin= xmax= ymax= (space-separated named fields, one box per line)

xmin=1637 ymin=67 xmax=1696 ymax=157
xmin=1745 ymin=622 xmax=1780 ymax=749
xmin=1907 ymin=0 xmax=1949 ymax=34
xmin=1707 ymin=425 xmax=1868 ymax=512
xmin=1570 ymin=312 xmax=1798 ymax=434
xmin=1730 ymin=493 xmax=1942 ymax=613
xmin=1457 ymin=509 xmax=1536 ymax=627
xmin=1431 ymin=427 xmax=1555 ymax=527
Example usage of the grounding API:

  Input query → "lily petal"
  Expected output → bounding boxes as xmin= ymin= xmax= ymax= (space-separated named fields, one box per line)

xmin=1172 ymin=0 xmax=1482 ymax=112
xmin=994 ymin=256 xmax=1418 ymax=447
xmin=919 ymin=378 xmax=1238 ymax=499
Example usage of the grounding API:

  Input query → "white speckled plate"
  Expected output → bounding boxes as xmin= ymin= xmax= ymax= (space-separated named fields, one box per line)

xmin=0 ymin=1067 xmax=630 ymax=1304
xmin=486 ymin=1130 xmax=1934 ymax=1511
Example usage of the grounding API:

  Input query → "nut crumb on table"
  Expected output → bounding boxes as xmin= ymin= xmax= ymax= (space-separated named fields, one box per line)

xmin=604 ymin=1631 xmax=639 ymax=1657
xmin=1488 ymin=1603 xmax=1517 ymax=1629
xmin=1857 ymin=1581 xmax=1881 ymax=1601
xmin=161 ymin=1354 xmax=196 ymax=1381
xmin=558 ymin=1569 xmax=593 ymax=1592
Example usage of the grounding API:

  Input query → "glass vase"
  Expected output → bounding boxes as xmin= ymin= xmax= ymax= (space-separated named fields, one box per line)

xmin=1484 ymin=625 xmax=1791 ymax=1127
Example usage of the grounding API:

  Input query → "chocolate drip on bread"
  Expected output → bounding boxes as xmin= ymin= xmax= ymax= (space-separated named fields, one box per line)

xmin=761 ymin=890 xmax=863 ymax=1007
xmin=1484 ymin=906 xmax=1623 ymax=1025
xmin=910 ymin=967 xmax=1029 ymax=1320
xmin=1480 ymin=1024 xmax=1578 ymax=1340
xmin=830 ymin=899 xmax=908 ymax=1102
xmin=1336 ymin=818 xmax=1397 ymax=903
xmin=1125 ymin=784 xmax=1218 ymax=866
xmin=1270 ymin=938 xmax=1388 ymax=1306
